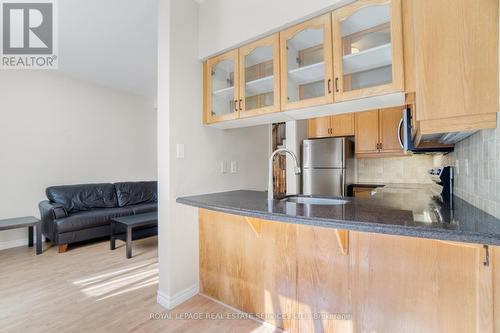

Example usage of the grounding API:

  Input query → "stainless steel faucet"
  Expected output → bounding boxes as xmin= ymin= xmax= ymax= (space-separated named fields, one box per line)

xmin=268 ymin=148 xmax=301 ymax=201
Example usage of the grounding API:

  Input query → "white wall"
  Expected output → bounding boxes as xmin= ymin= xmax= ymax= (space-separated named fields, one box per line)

xmin=198 ymin=0 xmax=353 ymax=59
xmin=157 ymin=0 xmax=270 ymax=308
xmin=0 ymin=71 xmax=157 ymax=249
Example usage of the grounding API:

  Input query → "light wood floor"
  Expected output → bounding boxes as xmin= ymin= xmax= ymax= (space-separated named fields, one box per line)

xmin=0 ymin=237 xmax=278 ymax=333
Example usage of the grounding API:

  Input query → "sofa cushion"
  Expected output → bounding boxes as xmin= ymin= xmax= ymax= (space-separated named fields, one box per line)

xmin=47 ymin=183 xmax=118 ymax=213
xmin=131 ymin=202 xmax=158 ymax=215
xmin=114 ymin=181 xmax=157 ymax=207
xmin=55 ymin=206 xmax=135 ymax=233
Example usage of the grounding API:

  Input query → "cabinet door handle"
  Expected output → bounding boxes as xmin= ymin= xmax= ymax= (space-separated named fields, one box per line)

xmin=234 ymin=100 xmax=238 ymax=112
xmin=239 ymin=99 xmax=243 ymax=111
xmin=335 ymin=77 xmax=339 ymax=93
xmin=328 ymin=79 xmax=332 ymax=94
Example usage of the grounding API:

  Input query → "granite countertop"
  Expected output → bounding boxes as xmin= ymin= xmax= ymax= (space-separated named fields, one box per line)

xmin=177 ymin=188 xmax=500 ymax=246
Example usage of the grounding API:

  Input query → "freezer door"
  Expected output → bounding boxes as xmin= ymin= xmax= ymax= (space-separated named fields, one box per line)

xmin=303 ymin=138 xmax=345 ymax=168
xmin=303 ymin=168 xmax=345 ymax=196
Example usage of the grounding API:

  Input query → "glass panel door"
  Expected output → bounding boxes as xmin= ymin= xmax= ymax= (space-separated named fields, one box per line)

xmin=239 ymin=34 xmax=280 ymax=117
xmin=206 ymin=49 xmax=239 ymax=122
xmin=280 ymin=14 xmax=333 ymax=110
xmin=341 ymin=4 xmax=392 ymax=92
xmin=333 ymin=0 xmax=403 ymax=101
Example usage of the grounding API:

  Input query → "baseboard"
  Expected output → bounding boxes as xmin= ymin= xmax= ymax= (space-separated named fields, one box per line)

xmin=157 ymin=283 xmax=199 ymax=310
xmin=0 ymin=238 xmax=29 ymax=251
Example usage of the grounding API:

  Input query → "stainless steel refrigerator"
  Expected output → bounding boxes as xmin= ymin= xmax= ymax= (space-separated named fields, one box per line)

xmin=302 ymin=137 xmax=354 ymax=196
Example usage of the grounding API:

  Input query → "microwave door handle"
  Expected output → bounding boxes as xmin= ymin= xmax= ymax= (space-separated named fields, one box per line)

xmin=398 ymin=117 xmax=404 ymax=149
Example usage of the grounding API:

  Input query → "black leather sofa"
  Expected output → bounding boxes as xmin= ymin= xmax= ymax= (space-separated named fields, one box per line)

xmin=39 ymin=181 xmax=157 ymax=253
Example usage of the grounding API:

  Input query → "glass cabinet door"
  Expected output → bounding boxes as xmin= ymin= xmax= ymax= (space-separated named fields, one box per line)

xmin=333 ymin=0 xmax=404 ymax=101
xmin=280 ymin=14 xmax=333 ymax=111
xmin=239 ymin=34 xmax=280 ymax=117
xmin=206 ymin=49 xmax=239 ymax=123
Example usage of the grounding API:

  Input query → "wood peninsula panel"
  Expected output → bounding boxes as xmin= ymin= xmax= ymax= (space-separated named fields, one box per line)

xmin=199 ymin=209 xmax=297 ymax=332
xmin=199 ymin=210 xmax=499 ymax=333
xmin=296 ymin=224 xmax=352 ymax=333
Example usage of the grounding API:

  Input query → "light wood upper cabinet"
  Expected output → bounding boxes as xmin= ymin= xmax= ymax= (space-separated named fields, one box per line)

xmin=308 ymin=113 xmax=354 ymax=138
xmin=239 ymin=34 xmax=281 ymax=118
xmin=379 ymin=106 xmax=404 ymax=153
xmin=280 ymin=14 xmax=334 ymax=111
xmin=332 ymin=0 xmax=404 ymax=102
xmin=355 ymin=110 xmax=380 ymax=154
xmin=411 ymin=0 xmax=498 ymax=134
xmin=205 ymin=49 xmax=240 ymax=123
xmin=308 ymin=116 xmax=331 ymax=138
xmin=332 ymin=113 xmax=355 ymax=136
xmin=355 ymin=107 xmax=405 ymax=157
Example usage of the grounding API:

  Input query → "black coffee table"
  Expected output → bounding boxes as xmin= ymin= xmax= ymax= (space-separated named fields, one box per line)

xmin=0 ymin=216 xmax=42 ymax=255
xmin=110 ymin=212 xmax=158 ymax=258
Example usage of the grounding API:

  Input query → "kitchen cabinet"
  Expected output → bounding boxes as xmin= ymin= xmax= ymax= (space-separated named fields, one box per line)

xmin=410 ymin=0 xmax=498 ymax=134
xmin=205 ymin=49 xmax=240 ymax=123
xmin=332 ymin=0 xmax=404 ymax=102
xmin=204 ymin=35 xmax=281 ymax=124
xmin=355 ymin=107 xmax=405 ymax=157
xmin=308 ymin=113 xmax=355 ymax=138
xmin=239 ymin=34 xmax=281 ymax=118
xmin=280 ymin=14 xmax=334 ymax=111
xmin=308 ymin=116 xmax=331 ymax=138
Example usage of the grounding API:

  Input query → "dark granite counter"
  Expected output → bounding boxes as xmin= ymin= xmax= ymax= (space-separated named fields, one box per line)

xmin=177 ymin=188 xmax=500 ymax=246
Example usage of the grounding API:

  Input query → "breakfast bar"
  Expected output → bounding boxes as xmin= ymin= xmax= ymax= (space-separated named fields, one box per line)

xmin=178 ymin=188 xmax=500 ymax=332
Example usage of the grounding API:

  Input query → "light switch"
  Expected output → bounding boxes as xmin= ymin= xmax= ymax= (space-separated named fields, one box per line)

xmin=176 ymin=144 xmax=185 ymax=159
xmin=455 ymin=160 xmax=460 ymax=175
xmin=221 ymin=161 xmax=228 ymax=174
xmin=230 ymin=161 xmax=238 ymax=174
xmin=464 ymin=159 xmax=469 ymax=176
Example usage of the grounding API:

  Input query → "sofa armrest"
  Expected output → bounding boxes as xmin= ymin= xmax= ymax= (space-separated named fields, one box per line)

xmin=39 ymin=201 xmax=68 ymax=241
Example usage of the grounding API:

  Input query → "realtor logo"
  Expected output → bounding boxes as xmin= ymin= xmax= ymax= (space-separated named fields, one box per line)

xmin=1 ymin=0 xmax=58 ymax=69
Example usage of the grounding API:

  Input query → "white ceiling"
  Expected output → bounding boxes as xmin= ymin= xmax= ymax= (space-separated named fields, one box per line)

xmin=58 ymin=0 xmax=158 ymax=99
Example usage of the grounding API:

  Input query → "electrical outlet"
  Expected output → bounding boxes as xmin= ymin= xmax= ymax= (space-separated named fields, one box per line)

xmin=221 ymin=161 xmax=228 ymax=174
xmin=230 ymin=161 xmax=238 ymax=174
xmin=176 ymin=144 xmax=185 ymax=159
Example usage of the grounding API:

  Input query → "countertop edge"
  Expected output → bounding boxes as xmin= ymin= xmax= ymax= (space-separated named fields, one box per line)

xmin=176 ymin=197 xmax=500 ymax=246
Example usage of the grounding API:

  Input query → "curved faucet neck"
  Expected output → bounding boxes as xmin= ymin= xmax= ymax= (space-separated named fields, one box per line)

xmin=268 ymin=148 xmax=301 ymax=201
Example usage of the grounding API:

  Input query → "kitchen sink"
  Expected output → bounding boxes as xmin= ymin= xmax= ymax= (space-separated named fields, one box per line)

xmin=281 ymin=196 xmax=349 ymax=205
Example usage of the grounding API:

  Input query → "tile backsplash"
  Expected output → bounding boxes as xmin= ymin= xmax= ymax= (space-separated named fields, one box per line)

xmin=356 ymin=155 xmax=434 ymax=184
xmin=435 ymin=117 xmax=500 ymax=219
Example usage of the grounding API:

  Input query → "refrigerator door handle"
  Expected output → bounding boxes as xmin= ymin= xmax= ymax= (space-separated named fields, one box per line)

xmin=340 ymin=170 xmax=345 ymax=196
